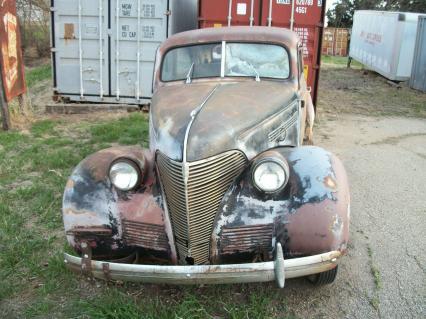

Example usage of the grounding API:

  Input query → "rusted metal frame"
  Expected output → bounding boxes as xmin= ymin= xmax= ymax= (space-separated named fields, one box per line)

xmin=0 ymin=62 xmax=10 ymax=131
xmin=64 ymin=245 xmax=341 ymax=287
xmin=80 ymin=242 xmax=92 ymax=277
xmin=181 ymin=86 xmax=219 ymax=258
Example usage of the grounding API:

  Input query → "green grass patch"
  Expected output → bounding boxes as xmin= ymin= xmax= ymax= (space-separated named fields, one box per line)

xmin=75 ymin=285 xmax=291 ymax=319
xmin=0 ymin=112 xmax=300 ymax=318
xmin=89 ymin=113 xmax=149 ymax=146
xmin=321 ymin=55 xmax=363 ymax=69
xmin=26 ymin=64 xmax=52 ymax=88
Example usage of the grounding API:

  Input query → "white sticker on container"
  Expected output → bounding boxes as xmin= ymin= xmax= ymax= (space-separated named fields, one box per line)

xmin=237 ymin=3 xmax=247 ymax=15
xmin=318 ymin=0 xmax=323 ymax=6
xmin=277 ymin=0 xmax=290 ymax=4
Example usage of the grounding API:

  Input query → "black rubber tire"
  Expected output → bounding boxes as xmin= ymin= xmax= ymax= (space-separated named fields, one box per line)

xmin=308 ymin=265 xmax=338 ymax=286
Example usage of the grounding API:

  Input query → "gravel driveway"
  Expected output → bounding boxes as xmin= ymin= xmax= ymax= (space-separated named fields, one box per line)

xmin=283 ymin=114 xmax=426 ymax=318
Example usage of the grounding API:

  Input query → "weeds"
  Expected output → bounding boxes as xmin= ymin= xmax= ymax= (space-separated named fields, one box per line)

xmin=26 ymin=64 xmax=52 ymax=88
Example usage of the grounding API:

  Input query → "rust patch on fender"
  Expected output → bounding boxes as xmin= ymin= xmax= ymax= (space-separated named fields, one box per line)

xmin=323 ymin=176 xmax=337 ymax=191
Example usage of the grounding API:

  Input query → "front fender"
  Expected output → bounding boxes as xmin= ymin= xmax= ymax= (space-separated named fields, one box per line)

xmin=211 ymin=146 xmax=350 ymax=263
xmin=62 ymin=146 xmax=176 ymax=262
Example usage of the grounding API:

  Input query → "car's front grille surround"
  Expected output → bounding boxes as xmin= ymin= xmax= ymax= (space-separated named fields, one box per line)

xmin=122 ymin=220 xmax=169 ymax=251
xmin=157 ymin=150 xmax=247 ymax=264
xmin=219 ymin=224 xmax=274 ymax=255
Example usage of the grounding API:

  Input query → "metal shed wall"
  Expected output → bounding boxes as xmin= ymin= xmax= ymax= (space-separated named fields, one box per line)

xmin=410 ymin=16 xmax=426 ymax=92
xmin=349 ymin=10 xmax=422 ymax=82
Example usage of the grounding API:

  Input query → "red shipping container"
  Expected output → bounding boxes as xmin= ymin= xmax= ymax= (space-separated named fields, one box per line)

xmin=198 ymin=0 xmax=326 ymax=106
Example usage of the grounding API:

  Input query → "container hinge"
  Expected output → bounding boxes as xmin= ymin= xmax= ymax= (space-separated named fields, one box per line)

xmin=50 ymin=7 xmax=57 ymax=12
xmin=51 ymin=48 xmax=58 ymax=52
xmin=316 ymin=22 xmax=324 ymax=28
xmin=165 ymin=10 xmax=171 ymax=16
xmin=313 ymin=65 xmax=320 ymax=70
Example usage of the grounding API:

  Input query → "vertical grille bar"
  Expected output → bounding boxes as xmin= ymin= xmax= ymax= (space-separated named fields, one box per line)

xmin=157 ymin=150 xmax=247 ymax=264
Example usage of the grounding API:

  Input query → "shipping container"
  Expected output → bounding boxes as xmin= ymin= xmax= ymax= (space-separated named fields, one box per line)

xmin=410 ymin=16 xmax=426 ymax=92
xmin=322 ymin=27 xmax=349 ymax=56
xmin=51 ymin=0 xmax=198 ymax=105
xmin=349 ymin=10 xmax=423 ymax=82
xmin=198 ymin=0 xmax=327 ymax=106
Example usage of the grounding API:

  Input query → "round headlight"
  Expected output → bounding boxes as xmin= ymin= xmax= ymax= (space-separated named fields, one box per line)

xmin=252 ymin=159 xmax=289 ymax=193
xmin=109 ymin=160 xmax=140 ymax=191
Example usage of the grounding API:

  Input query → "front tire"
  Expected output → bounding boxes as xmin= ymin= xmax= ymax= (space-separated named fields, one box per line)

xmin=307 ymin=266 xmax=338 ymax=285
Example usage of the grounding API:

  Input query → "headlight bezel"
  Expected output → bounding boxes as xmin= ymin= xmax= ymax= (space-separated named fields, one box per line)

xmin=109 ymin=158 xmax=142 ymax=191
xmin=251 ymin=157 xmax=290 ymax=194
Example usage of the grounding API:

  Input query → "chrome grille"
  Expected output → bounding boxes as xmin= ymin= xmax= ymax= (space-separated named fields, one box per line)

xmin=220 ymin=224 xmax=274 ymax=254
xmin=157 ymin=150 xmax=247 ymax=264
xmin=122 ymin=220 xmax=169 ymax=251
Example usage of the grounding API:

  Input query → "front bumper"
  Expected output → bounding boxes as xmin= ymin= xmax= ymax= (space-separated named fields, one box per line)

xmin=64 ymin=244 xmax=341 ymax=288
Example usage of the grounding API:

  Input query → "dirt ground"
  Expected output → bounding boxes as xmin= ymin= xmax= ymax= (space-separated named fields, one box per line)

xmin=283 ymin=114 xmax=426 ymax=318
xmin=281 ymin=64 xmax=426 ymax=318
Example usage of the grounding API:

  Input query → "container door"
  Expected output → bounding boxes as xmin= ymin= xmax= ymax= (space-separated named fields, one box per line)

xmin=110 ymin=0 xmax=168 ymax=101
xmin=52 ymin=0 xmax=109 ymax=98
xmin=410 ymin=17 xmax=426 ymax=92
xmin=199 ymin=0 xmax=261 ymax=28
xmin=260 ymin=0 xmax=325 ymax=105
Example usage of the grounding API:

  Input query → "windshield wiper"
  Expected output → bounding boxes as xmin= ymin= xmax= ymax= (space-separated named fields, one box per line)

xmin=246 ymin=62 xmax=260 ymax=82
xmin=185 ymin=62 xmax=195 ymax=84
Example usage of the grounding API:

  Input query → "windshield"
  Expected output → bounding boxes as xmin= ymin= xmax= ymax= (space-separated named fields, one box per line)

xmin=161 ymin=42 xmax=290 ymax=82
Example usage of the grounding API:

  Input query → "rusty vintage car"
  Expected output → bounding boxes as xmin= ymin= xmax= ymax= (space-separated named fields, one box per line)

xmin=63 ymin=27 xmax=350 ymax=288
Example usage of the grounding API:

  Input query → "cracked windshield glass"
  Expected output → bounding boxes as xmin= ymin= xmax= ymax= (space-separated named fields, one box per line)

xmin=161 ymin=42 xmax=290 ymax=81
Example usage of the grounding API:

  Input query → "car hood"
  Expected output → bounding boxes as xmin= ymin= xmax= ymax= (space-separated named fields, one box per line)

xmin=150 ymin=81 xmax=298 ymax=162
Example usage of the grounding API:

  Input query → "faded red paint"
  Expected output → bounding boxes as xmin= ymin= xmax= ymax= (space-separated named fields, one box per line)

xmin=286 ymin=154 xmax=350 ymax=255
xmin=0 ymin=1 xmax=26 ymax=101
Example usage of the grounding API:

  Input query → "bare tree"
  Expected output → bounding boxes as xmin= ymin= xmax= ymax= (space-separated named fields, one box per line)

xmin=16 ymin=0 xmax=50 ymax=58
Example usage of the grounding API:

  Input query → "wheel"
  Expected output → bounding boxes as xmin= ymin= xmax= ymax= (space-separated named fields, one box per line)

xmin=307 ymin=265 xmax=338 ymax=286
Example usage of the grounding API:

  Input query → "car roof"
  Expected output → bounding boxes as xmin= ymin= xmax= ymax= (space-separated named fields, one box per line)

xmin=160 ymin=26 xmax=299 ymax=51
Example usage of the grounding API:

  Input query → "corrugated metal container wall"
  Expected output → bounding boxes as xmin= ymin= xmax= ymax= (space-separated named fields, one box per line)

xmin=349 ymin=11 xmax=422 ymax=82
xmin=198 ymin=0 xmax=327 ymax=106
xmin=410 ymin=16 xmax=426 ymax=92
xmin=51 ymin=0 xmax=198 ymax=105
xmin=322 ymin=28 xmax=349 ymax=56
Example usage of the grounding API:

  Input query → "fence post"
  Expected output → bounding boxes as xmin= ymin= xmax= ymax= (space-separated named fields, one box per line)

xmin=0 ymin=59 xmax=10 ymax=131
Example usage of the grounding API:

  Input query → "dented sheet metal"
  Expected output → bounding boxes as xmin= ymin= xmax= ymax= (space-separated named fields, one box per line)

xmin=64 ymin=244 xmax=341 ymax=287
xmin=63 ymin=146 xmax=176 ymax=262
xmin=212 ymin=146 xmax=350 ymax=262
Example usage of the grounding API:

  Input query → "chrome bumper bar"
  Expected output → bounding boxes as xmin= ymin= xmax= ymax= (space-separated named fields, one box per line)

xmin=64 ymin=243 xmax=341 ymax=288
